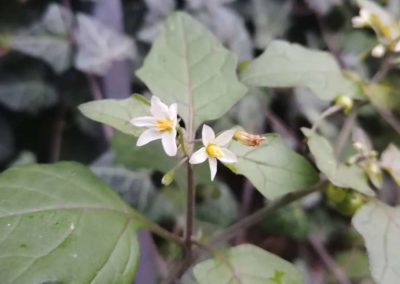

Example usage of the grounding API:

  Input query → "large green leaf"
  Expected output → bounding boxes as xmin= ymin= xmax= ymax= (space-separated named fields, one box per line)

xmin=240 ymin=40 xmax=357 ymax=101
xmin=0 ymin=162 xmax=146 ymax=284
xmin=229 ymin=135 xmax=319 ymax=199
xmin=79 ymin=95 xmax=150 ymax=136
xmin=302 ymin=128 xmax=375 ymax=196
xmin=136 ymin=12 xmax=247 ymax=131
xmin=193 ymin=244 xmax=303 ymax=284
xmin=352 ymin=200 xmax=400 ymax=284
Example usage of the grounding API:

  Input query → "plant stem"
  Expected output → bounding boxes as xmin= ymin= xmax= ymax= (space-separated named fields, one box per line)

xmin=208 ymin=179 xmax=327 ymax=246
xmin=308 ymin=236 xmax=351 ymax=284
xmin=184 ymin=162 xmax=195 ymax=257
xmin=371 ymin=53 xmax=393 ymax=83
xmin=141 ymin=217 xmax=184 ymax=246
xmin=334 ymin=105 xmax=359 ymax=159
xmin=311 ymin=105 xmax=343 ymax=133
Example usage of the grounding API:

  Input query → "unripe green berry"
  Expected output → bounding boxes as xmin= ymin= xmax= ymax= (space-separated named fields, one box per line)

xmin=325 ymin=183 xmax=347 ymax=203
xmin=334 ymin=95 xmax=354 ymax=114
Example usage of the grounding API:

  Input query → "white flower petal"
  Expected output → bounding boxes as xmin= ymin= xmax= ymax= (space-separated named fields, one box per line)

xmin=169 ymin=103 xmax=178 ymax=119
xmin=202 ymin=124 xmax=215 ymax=146
xmin=209 ymin=157 xmax=217 ymax=181
xmin=371 ymin=44 xmax=385 ymax=58
xmin=161 ymin=130 xmax=177 ymax=156
xmin=189 ymin=147 xmax=208 ymax=164
xmin=215 ymin=129 xmax=235 ymax=146
xmin=137 ymin=129 xmax=163 ymax=146
xmin=219 ymin=148 xmax=238 ymax=164
xmin=130 ymin=116 xmax=155 ymax=127
xmin=151 ymin=96 xmax=169 ymax=118
xmin=352 ymin=16 xmax=365 ymax=28
xmin=394 ymin=40 xmax=400 ymax=52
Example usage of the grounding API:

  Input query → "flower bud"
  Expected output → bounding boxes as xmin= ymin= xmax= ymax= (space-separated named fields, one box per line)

xmin=161 ymin=170 xmax=175 ymax=186
xmin=334 ymin=95 xmax=354 ymax=114
xmin=233 ymin=130 xmax=265 ymax=147
xmin=371 ymin=44 xmax=386 ymax=58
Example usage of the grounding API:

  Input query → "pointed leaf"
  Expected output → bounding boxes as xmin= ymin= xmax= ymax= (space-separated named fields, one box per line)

xmin=229 ymin=135 xmax=319 ymax=199
xmin=240 ymin=40 xmax=357 ymax=101
xmin=78 ymin=95 xmax=150 ymax=136
xmin=136 ymin=12 xmax=247 ymax=131
xmin=302 ymin=128 xmax=375 ymax=196
xmin=193 ymin=244 xmax=304 ymax=284
xmin=352 ymin=200 xmax=400 ymax=284
xmin=0 ymin=162 xmax=147 ymax=283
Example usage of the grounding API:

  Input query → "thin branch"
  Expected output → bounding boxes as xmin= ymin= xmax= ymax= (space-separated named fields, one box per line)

xmin=334 ymin=105 xmax=359 ymax=159
xmin=371 ymin=53 xmax=394 ymax=83
xmin=265 ymin=107 xmax=300 ymax=149
xmin=86 ymin=74 xmax=114 ymax=139
xmin=310 ymin=105 xmax=343 ymax=133
xmin=208 ymin=179 xmax=328 ymax=246
xmin=376 ymin=108 xmax=400 ymax=135
xmin=142 ymin=218 xmax=184 ymax=247
xmin=184 ymin=162 xmax=195 ymax=256
xmin=234 ymin=180 xmax=254 ymax=244
xmin=308 ymin=236 xmax=351 ymax=284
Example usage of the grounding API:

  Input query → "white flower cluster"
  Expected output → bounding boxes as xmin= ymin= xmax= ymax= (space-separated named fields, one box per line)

xmin=352 ymin=2 xmax=400 ymax=58
xmin=130 ymin=96 xmax=237 ymax=180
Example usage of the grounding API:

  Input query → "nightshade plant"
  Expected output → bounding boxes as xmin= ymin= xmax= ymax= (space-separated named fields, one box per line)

xmin=1 ymin=1 xmax=400 ymax=284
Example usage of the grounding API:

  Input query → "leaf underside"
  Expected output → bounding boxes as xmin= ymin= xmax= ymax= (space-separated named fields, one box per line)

xmin=352 ymin=200 xmax=400 ymax=284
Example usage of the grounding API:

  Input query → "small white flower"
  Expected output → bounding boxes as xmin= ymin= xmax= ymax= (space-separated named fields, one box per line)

xmin=189 ymin=125 xmax=237 ymax=181
xmin=352 ymin=9 xmax=371 ymax=28
xmin=371 ymin=44 xmax=386 ymax=58
xmin=130 ymin=96 xmax=178 ymax=156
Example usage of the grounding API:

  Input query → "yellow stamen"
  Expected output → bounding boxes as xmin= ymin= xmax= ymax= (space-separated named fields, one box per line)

xmin=206 ymin=144 xmax=224 ymax=158
xmin=156 ymin=119 xmax=174 ymax=132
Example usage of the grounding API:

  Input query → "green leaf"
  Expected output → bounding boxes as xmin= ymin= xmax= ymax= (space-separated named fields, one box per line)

xmin=0 ymin=162 xmax=146 ymax=283
xmin=302 ymin=128 xmax=375 ymax=196
xmin=136 ymin=12 xmax=247 ymax=131
xmin=193 ymin=244 xmax=304 ymax=284
xmin=240 ymin=40 xmax=357 ymax=101
xmin=228 ymin=135 xmax=319 ymax=199
xmin=362 ymin=82 xmax=400 ymax=110
xmin=380 ymin=143 xmax=400 ymax=186
xmin=352 ymin=200 xmax=400 ymax=284
xmin=334 ymin=250 xmax=371 ymax=280
xmin=79 ymin=95 xmax=150 ymax=137
xmin=111 ymin=132 xmax=176 ymax=173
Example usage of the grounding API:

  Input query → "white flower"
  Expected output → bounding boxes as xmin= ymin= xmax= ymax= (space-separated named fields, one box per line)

xmin=189 ymin=125 xmax=237 ymax=181
xmin=352 ymin=9 xmax=371 ymax=28
xmin=130 ymin=96 xmax=178 ymax=156
xmin=371 ymin=44 xmax=386 ymax=58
